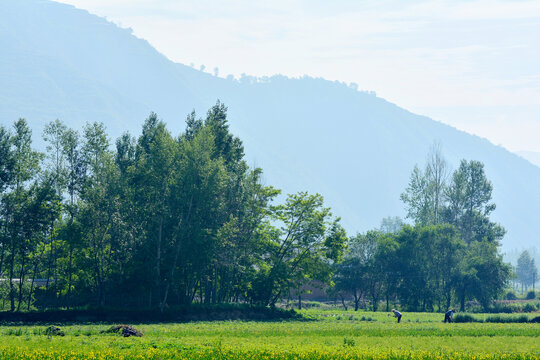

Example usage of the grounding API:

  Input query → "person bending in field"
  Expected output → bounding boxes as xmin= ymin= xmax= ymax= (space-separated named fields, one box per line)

xmin=444 ymin=309 xmax=456 ymax=323
xmin=391 ymin=309 xmax=402 ymax=323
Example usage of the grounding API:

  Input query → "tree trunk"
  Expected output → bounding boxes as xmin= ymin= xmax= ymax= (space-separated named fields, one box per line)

xmin=66 ymin=246 xmax=73 ymax=309
xmin=0 ymin=230 xmax=5 ymax=281
xmin=155 ymin=215 xmax=163 ymax=309
xmin=27 ymin=262 xmax=38 ymax=311
xmin=16 ymin=254 xmax=26 ymax=312
xmin=9 ymin=235 xmax=16 ymax=312
xmin=45 ymin=224 xmax=54 ymax=291
xmin=340 ymin=295 xmax=348 ymax=311
xmin=460 ymin=291 xmax=466 ymax=312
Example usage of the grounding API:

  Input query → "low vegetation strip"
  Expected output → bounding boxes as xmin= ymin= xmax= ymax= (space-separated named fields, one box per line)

xmin=0 ymin=348 xmax=538 ymax=360
xmin=0 ymin=306 xmax=298 ymax=323
xmin=453 ymin=314 xmax=534 ymax=323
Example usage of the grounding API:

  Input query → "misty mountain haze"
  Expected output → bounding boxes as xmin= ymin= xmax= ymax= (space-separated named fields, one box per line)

xmin=1 ymin=0 xmax=539 ymax=250
xmin=518 ymin=151 xmax=540 ymax=168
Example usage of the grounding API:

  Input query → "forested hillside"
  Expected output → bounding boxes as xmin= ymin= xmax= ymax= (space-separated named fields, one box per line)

xmin=1 ymin=0 xmax=540 ymax=250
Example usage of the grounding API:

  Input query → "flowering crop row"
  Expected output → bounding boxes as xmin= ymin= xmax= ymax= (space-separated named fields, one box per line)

xmin=0 ymin=347 xmax=538 ymax=360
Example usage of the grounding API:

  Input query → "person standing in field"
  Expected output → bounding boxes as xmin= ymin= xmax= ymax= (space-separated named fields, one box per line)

xmin=444 ymin=309 xmax=456 ymax=323
xmin=391 ymin=309 xmax=402 ymax=323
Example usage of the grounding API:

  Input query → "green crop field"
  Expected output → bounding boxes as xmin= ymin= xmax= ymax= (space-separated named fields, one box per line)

xmin=0 ymin=310 xmax=538 ymax=359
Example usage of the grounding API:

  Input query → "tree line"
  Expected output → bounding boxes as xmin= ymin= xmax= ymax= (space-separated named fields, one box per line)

xmin=0 ymin=107 xmax=512 ymax=312
xmin=0 ymin=102 xmax=346 ymax=311
xmin=333 ymin=145 xmax=512 ymax=312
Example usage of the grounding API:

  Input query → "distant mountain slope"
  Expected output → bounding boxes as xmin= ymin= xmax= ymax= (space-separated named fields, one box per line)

xmin=1 ymin=0 xmax=539 ymax=249
xmin=517 ymin=151 xmax=540 ymax=168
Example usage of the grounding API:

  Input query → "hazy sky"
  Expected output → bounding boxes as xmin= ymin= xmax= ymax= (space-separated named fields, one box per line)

xmin=56 ymin=0 xmax=540 ymax=153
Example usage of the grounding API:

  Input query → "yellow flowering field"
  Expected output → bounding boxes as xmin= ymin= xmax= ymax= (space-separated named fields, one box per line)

xmin=0 ymin=311 xmax=537 ymax=359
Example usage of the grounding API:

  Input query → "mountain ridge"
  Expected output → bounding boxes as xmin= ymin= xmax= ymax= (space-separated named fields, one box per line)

xmin=517 ymin=151 xmax=540 ymax=168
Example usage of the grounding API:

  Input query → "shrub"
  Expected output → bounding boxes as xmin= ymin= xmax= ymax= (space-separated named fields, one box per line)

xmin=526 ymin=291 xmax=536 ymax=300
xmin=453 ymin=314 xmax=478 ymax=323
xmin=343 ymin=337 xmax=355 ymax=347
xmin=504 ymin=291 xmax=517 ymax=300
xmin=101 ymin=325 xmax=143 ymax=337
xmin=485 ymin=315 xmax=529 ymax=323
xmin=470 ymin=301 xmax=539 ymax=313
xmin=44 ymin=326 xmax=64 ymax=336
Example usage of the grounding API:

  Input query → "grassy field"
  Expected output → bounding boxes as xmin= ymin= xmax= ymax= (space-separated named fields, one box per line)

xmin=0 ymin=310 xmax=538 ymax=359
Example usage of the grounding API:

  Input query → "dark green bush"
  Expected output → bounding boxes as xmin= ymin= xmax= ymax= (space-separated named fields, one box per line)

xmin=526 ymin=291 xmax=536 ymax=300
xmin=485 ymin=315 xmax=529 ymax=323
xmin=504 ymin=291 xmax=517 ymax=300
xmin=343 ymin=337 xmax=355 ymax=347
xmin=469 ymin=301 xmax=539 ymax=313
xmin=453 ymin=314 xmax=478 ymax=323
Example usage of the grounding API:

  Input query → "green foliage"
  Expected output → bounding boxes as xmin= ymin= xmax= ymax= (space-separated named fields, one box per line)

xmin=485 ymin=314 xmax=529 ymax=323
xmin=400 ymin=144 xmax=448 ymax=226
xmin=0 ymin=104 xmax=347 ymax=311
xmin=453 ymin=313 xmax=531 ymax=323
xmin=0 ymin=108 xmax=514 ymax=314
xmin=453 ymin=314 xmax=476 ymax=323
xmin=334 ymin=230 xmax=398 ymax=311
xmin=249 ymin=192 xmax=346 ymax=306
xmin=516 ymin=251 xmax=538 ymax=293
xmin=397 ymin=148 xmax=512 ymax=312
xmin=0 ymin=313 xmax=538 ymax=359
xmin=444 ymin=159 xmax=505 ymax=245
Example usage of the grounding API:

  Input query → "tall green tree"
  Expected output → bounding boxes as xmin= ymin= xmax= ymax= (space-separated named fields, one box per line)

xmin=60 ymin=127 xmax=85 ymax=308
xmin=0 ymin=126 xmax=13 ymax=193
xmin=250 ymin=192 xmax=346 ymax=307
xmin=425 ymin=143 xmax=449 ymax=224
xmin=4 ymin=119 xmax=43 ymax=311
xmin=401 ymin=144 xmax=449 ymax=226
xmin=394 ymin=225 xmax=465 ymax=311
xmin=43 ymin=119 xmax=68 ymax=194
xmin=0 ymin=126 xmax=14 ymax=293
xmin=456 ymin=241 xmax=511 ymax=310
xmin=132 ymin=114 xmax=177 ymax=309
xmin=161 ymin=124 xmax=225 ymax=309
xmin=444 ymin=160 xmax=505 ymax=244
xmin=380 ymin=216 xmax=404 ymax=234
xmin=79 ymin=121 xmax=116 ymax=307
xmin=516 ymin=250 xmax=538 ymax=293
xmin=334 ymin=230 xmax=399 ymax=311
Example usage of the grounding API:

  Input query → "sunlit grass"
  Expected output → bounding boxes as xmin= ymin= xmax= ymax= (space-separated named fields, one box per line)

xmin=0 ymin=310 xmax=538 ymax=359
